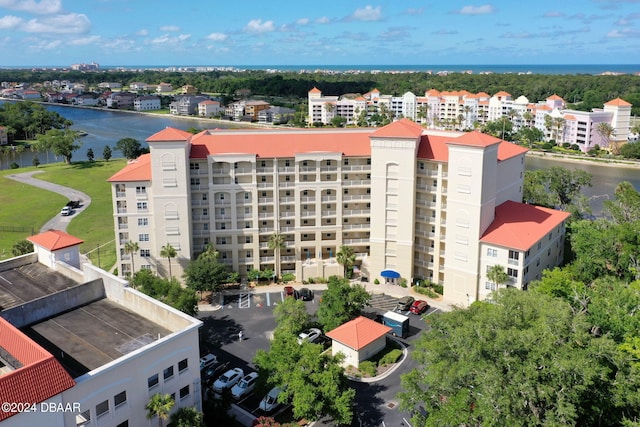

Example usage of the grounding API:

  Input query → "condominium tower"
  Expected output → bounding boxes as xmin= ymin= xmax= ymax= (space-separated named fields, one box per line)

xmin=109 ymin=119 xmax=569 ymax=305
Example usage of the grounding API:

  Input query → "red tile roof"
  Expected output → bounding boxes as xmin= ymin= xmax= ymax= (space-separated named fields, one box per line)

xmin=547 ymin=94 xmax=564 ymax=101
xmin=371 ymin=118 xmax=424 ymax=138
xmin=146 ymin=127 xmax=193 ymax=142
xmin=480 ymin=201 xmax=571 ymax=251
xmin=308 ymin=87 xmax=321 ymax=93
xmin=448 ymin=131 xmax=502 ymax=148
xmin=417 ymin=133 xmax=527 ymax=162
xmin=494 ymin=91 xmax=512 ymax=97
xmin=604 ymin=97 xmax=631 ymax=107
xmin=564 ymin=114 xmax=576 ymax=120
xmin=0 ymin=318 xmax=75 ymax=421
xmin=107 ymin=153 xmax=152 ymax=182
xmin=27 ymin=230 xmax=84 ymax=251
xmin=325 ymin=316 xmax=391 ymax=350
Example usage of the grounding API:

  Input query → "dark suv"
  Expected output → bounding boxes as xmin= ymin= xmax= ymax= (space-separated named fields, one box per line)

xmin=395 ymin=296 xmax=415 ymax=312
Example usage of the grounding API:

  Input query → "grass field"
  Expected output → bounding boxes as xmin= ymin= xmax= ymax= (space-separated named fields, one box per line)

xmin=0 ymin=159 xmax=127 ymax=269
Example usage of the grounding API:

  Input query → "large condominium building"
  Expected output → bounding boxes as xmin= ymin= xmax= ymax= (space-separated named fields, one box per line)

xmin=308 ymin=88 xmax=632 ymax=153
xmin=0 ymin=230 xmax=202 ymax=427
xmin=109 ymin=119 xmax=569 ymax=306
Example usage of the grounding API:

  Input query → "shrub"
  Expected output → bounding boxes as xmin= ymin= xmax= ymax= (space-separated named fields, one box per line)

xmin=359 ymin=361 xmax=377 ymax=377
xmin=571 ymin=144 xmax=580 ymax=151
xmin=379 ymin=349 xmax=403 ymax=366
xmin=281 ymin=273 xmax=295 ymax=283
xmin=9 ymin=162 xmax=19 ymax=169
xmin=399 ymin=278 xmax=408 ymax=288
xmin=415 ymin=286 xmax=438 ymax=298
xmin=541 ymin=142 xmax=554 ymax=150
xmin=308 ymin=277 xmax=314 ymax=284
xmin=562 ymin=142 xmax=571 ymax=148
xmin=432 ymin=283 xmax=444 ymax=295
xmin=374 ymin=278 xmax=380 ymax=285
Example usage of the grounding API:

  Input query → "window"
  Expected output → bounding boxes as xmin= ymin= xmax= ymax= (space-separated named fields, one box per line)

xmin=190 ymin=163 xmax=199 ymax=170
xmin=114 ymin=391 xmax=127 ymax=408
xmin=179 ymin=385 xmax=190 ymax=400
xmin=244 ymin=192 xmax=250 ymax=200
xmin=203 ymin=208 xmax=208 ymax=216
xmin=178 ymin=358 xmax=188 ymax=372
xmin=326 ymin=190 xmax=332 ymax=195
xmin=137 ymin=202 xmax=147 ymax=210
xmin=164 ymin=366 xmax=174 ymax=381
xmin=487 ymin=248 xmax=497 ymax=257
xmin=419 ymin=162 xmax=424 ymax=170
xmin=285 ymin=176 xmax=290 ymax=182
xmin=140 ymin=249 xmax=150 ymax=257
xmin=303 ymin=190 xmax=308 ymax=196
xmin=537 ymin=242 xmax=542 ymax=250
xmin=261 ymin=160 xmax=266 ymax=167
xmin=76 ymin=409 xmax=91 ymax=426
xmin=367 ymin=158 xmax=371 ymax=165
xmin=190 ymin=178 xmax=200 ymax=186
xmin=139 ymin=234 xmax=149 ymax=242
xmin=245 ymin=236 xmax=251 ymax=243
xmin=261 ymin=176 xmax=266 ymax=182
xmin=148 ymin=374 xmax=159 ymax=389
xmin=203 ymin=193 xmax=208 ymax=201
xmin=261 ymin=192 xmax=266 ymax=197
xmin=285 ymin=160 xmax=290 ymax=167
xmin=485 ymin=281 xmax=497 ymax=291
xmin=116 ymin=422 xmax=129 ymax=427
xmin=343 ymin=159 xmax=349 ymax=165
xmin=96 ymin=400 xmax=109 ymax=418
xmin=507 ymin=268 xmax=518 ymax=278
xmin=285 ymin=191 xmax=291 ymax=196
xmin=508 ymin=250 xmax=519 ymax=260
xmin=138 ymin=218 xmax=149 ymax=226
xmin=302 ymin=175 xmax=308 ymax=181
xmin=136 ymin=186 xmax=146 ymax=194
xmin=141 ymin=264 xmax=151 ymax=270
xmin=302 ymin=161 xmax=307 ymax=166
xmin=326 ymin=160 xmax=331 ymax=166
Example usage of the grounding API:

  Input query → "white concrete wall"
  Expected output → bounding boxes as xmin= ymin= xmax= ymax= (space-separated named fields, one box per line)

xmin=332 ymin=341 xmax=359 ymax=368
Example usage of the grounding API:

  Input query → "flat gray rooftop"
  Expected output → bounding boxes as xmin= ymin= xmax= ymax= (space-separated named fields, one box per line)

xmin=0 ymin=263 xmax=78 ymax=310
xmin=21 ymin=299 xmax=172 ymax=378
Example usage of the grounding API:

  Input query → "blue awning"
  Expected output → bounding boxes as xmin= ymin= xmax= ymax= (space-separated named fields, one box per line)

xmin=380 ymin=270 xmax=401 ymax=279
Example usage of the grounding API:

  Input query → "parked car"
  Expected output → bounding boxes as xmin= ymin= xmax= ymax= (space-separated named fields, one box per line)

xmin=212 ymin=368 xmax=244 ymax=393
xmin=409 ymin=300 xmax=429 ymax=315
xmin=299 ymin=287 xmax=313 ymax=301
xmin=66 ymin=200 xmax=81 ymax=209
xmin=201 ymin=361 xmax=229 ymax=386
xmin=284 ymin=286 xmax=298 ymax=299
xmin=60 ymin=206 xmax=72 ymax=216
xmin=395 ymin=296 xmax=415 ymax=312
xmin=231 ymin=372 xmax=259 ymax=399
xmin=259 ymin=386 xmax=286 ymax=413
xmin=297 ymin=328 xmax=322 ymax=344
xmin=200 ymin=353 xmax=218 ymax=371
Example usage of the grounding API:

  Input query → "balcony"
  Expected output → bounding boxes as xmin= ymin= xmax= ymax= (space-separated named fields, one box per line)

xmin=260 ymin=256 xmax=275 ymax=263
xmin=300 ymin=211 xmax=316 ymax=217
xmin=321 ymin=196 xmax=337 ymax=202
xmin=117 ymin=208 xmax=127 ymax=214
xmin=344 ymin=238 xmax=369 ymax=244
xmin=259 ymin=227 xmax=275 ymax=234
xmin=341 ymin=165 xmax=370 ymax=171
xmin=343 ymin=194 xmax=369 ymax=201
xmin=321 ymin=210 xmax=337 ymax=217
xmin=256 ymin=167 xmax=272 ymax=174
xmin=343 ymin=179 xmax=370 ymax=187
xmin=259 ymin=212 xmax=275 ymax=219
xmin=279 ymin=181 xmax=296 ymax=188
xmin=118 ymin=222 xmax=128 ymax=230
xmin=280 ymin=211 xmax=295 ymax=218
xmin=234 ymin=167 xmax=252 ymax=174
xmin=299 ymin=166 xmax=317 ymax=173
xmin=259 ymin=198 xmax=274 ymax=204
xmin=257 ymin=182 xmax=273 ymax=188
xmin=343 ymin=209 xmax=369 ymax=217
xmin=300 ymin=196 xmax=316 ymax=203
xmin=239 ymin=257 xmax=254 ymax=263
xmin=343 ymin=223 xmax=370 ymax=230
xmin=192 ymin=215 xmax=210 ymax=221
xmin=278 ymin=166 xmax=295 ymax=173
xmin=116 ymin=191 xmax=126 ymax=198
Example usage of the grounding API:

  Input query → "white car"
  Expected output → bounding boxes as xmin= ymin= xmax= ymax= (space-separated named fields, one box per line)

xmin=199 ymin=353 xmax=217 ymax=371
xmin=230 ymin=372 xmax=259 ymax=399
xmin=259 ymin=386 xmax=286 ymax=413
xmin=212 ymin=368 xmax=244 ymax=393
xmin=297 ymin=328 xmax=322 ymax=344
xmin=60 ymin=206 xmax=72 ymax=216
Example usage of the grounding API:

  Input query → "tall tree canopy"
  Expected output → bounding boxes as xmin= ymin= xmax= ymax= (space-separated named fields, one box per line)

xmin=34 ymin=128 xmax=82 ymax=163
xmin=523 ymin=166 xmax=592 ymax=219
xmin=316 ymin=276 xmax=370 ymax=331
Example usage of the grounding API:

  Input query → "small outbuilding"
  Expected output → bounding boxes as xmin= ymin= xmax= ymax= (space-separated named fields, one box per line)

xmin=325 ymin=316 xmax=391 ymax=368
xmin=27 ymin=230 xmax=84 ymax=270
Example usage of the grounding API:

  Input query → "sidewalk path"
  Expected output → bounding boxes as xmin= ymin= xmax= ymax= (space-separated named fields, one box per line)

xmin=6 ymin=170 xmax=92 ymax=233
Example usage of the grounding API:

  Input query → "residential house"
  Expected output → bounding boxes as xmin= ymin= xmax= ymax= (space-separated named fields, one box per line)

xmin=134 ymin=95 xmax=162 ymax=111
xmin=198 ymin=100 xmax=224 ymax=117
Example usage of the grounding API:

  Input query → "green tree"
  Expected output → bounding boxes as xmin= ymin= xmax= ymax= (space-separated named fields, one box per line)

xmin=254 ymin=332 xmax=354 ymax=425
xmin=399 ymin=289 xmax=620 ymax=427
xmin=273 ymin=294 xmax=310 ymax=335
xmin=183 ymin=251 xmax=228 ymax=298
xmin=102 ymin=144 xmax=112 ymax=161
xmin=482 ymin=117 xmax=513 ymax=140
xmin=169 ymin=407 xmax=204 ymax=427
xmin=530 ymin=267 xmax=586 ymax=307
xmin=330 ymin=115 xmax=347 ymax=127
xmin=317 ymin=276 xmax=370 ymax=331
xmin=34 ymin=128 xmax=82 ymax=163
xmin=115 ymin=137 xmax=145 ymax=159
xmin=160 ymin=243 xmax=177 ymax=279
xmin=603 ymin=181 xmax=640 ymax=224
xmin=86 ymin=147 xmax=94 ymax=162
xmin=597 ymin=122 xmax=616 ymax=152
xmin=486 ymin=264 xmax=509 ymax=290
xmin=146 ymin=393 xmax=174 ymax=427
xmin=515 ymin=126 xmax=544 ymax=147
xmin=268 ymin=233 xmax=285 ymax=280
xmin=124 ymin=241 xmax=139 ymax=278
xmin=11 ymin=239 xmax=34 ymax=256
xmin=336 ymin=245 xmax=356 ymax=278
xmin=32 ymin=154 xmax=40 ymax=168
xmin=523 ymin=167 xmax=592 ymax=219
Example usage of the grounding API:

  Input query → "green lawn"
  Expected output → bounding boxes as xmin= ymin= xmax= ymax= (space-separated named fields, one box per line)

xmin=0 ymin=159 xmax=127 ymax=269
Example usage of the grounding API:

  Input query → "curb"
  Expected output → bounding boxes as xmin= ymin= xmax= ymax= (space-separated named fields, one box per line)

xmin=345 ymin=337 xmax=408 ymax=383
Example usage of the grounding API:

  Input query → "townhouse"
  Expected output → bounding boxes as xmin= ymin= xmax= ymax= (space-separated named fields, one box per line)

xmin=108 ymin=119 xmax=569 ymax=306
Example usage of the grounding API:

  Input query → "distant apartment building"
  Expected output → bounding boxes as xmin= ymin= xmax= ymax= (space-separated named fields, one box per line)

xmin=134 ymin=95 xmax=162 ymax=111
xmin=309 ymin=87 xmax=632 ymax=153
xmin=72 ymin=93 xmax=99 ymax=106
xmin=129 ymin=82 xmax=150 ymax=92
xmin=170 ymin=95 xmax=210 ymax=116
xmin=156 ymin=83 xmax=173 ymax=93
xmin=98 ymin=82 xmax=122 ymax=89
xmin=198 ymin=100 xmax=224 ymax=117
xmin=108 ymin=120 xmax=569 ymax=306
xmin=0 ymin=230 xmax=202 ymax=427
xmin=106 ymin=92 xmax=136 ymax=109
xmin=226 ymin=100 xmax=271 ymax=121
xmin=258 ymin=106 xmax=295 ymax=124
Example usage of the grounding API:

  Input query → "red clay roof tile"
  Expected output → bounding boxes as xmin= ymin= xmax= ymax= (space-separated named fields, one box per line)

xmin=325 ymin=316 xmax=391 ymax=350
xmin=27 ymin=230 xmax=84 ymax=251
xmin=107 ymin=153 xmax=152 ymax=182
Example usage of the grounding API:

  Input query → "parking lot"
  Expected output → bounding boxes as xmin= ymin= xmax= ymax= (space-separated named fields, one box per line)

xmin=198 ymin=286 xmax=440 ymax=426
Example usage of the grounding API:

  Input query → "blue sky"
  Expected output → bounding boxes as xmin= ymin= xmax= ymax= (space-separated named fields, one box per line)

xmin=0 ymin=0 xmax=638 ymax=66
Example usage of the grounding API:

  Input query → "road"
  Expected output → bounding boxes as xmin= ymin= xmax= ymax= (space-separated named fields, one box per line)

xmin=6 ymin=170 xmax=92 ymax=232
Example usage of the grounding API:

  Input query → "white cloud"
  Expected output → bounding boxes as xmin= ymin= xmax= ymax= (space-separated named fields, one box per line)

xmin=607 ymin=28 xmax=640 ymax=37
xmin=543 ymin=11 xmax=565 ymax=17
xmin=297 ymin=18 xmax=309 ymax=25
xmin=458 ymin=4 xmax=495 ymax=15
xmin=30 ymin=38 xmax=62 ymax=50
xmin=205 ymin=32 xmax=227 ymax=41
xmin=352 ymin=5 xmax=382 ymax=21
xmin=316 ymin=16 xmax=330 ymax=24
xmin=68 ymin=35 xmax=100 ymax=46
xmin=0 ymin=0 xmax=61 ymax=15
xmin=150 ymin=33 xmax=191 ymax=45
xmin=406 ymin=8 xmax=424 ymax=15
xmin=244 ymin=19 xmax=275 ymax=33
xmin=160 ymin=25 xmax=181 ymax=32
xmin=136 ymin=29 xmax=148 ymax=36
xmin=0 ymin=15 xmax=22 ymax=30
xmin=22 ymin=13 xmax=91 ymax=34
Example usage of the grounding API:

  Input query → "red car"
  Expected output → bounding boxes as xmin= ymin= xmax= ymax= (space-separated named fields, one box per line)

xmin=284 ymin=286 xmax=297 ymax=298
xmin=409 ymin=300 xmax=429 ymax=315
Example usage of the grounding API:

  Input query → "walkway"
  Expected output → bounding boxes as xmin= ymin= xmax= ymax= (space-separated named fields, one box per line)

xmin=6 ymin=170 xmax=92 ymax=233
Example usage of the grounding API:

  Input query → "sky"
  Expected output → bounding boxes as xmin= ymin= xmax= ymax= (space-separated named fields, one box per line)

xmin=0 ymin=0 xmax=638 ymax=67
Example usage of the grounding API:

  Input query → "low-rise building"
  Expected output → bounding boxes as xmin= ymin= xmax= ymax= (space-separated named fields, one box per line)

xmin=156 ymin=83 xmax=173 ymax=93
xmin=0 ymin=230 xmax=203 ymax=426
xmin=170 ymin=95 xmax=210 ymax=116
xmin=198 ymin=100 xmax=224 ymax=117
xmin=258 ymin=106 xmax=295 ymax=124
xmin=134 ymin=95 xmax=162 ymax=111
xmin=325 ymin=316 xmax=391 ymax=368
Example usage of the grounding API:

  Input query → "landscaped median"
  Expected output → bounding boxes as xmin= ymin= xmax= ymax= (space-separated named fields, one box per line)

xmin=344 ymin=337 xmax=408 ymax=383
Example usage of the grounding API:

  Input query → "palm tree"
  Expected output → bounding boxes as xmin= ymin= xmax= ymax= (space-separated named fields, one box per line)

xmin=268 ymin=233 xmax=285 ymax=281
xmin=160 ymin=243 xmax=177 ymax=278
xmin=463 ymin=105 xmax=472 ymax=129
xmin=486 ymin=265 xmax=510 ymax=290
xmin=170 ymin=407 xmax=204 ymax=427
xmin=597 ymin=122 xmax=616 ymax=152
xmin=124 ymin=241 xmax=139 ymax=278
xmin=146 ymin=393 xmax=174 ymax=427
xmin=522 ymin=111 xmax=534 ymax=128
xmin=336 ymin=245 xmax=356 ymax=278
xmin=552 ymin=117 xmax=566 ymax=144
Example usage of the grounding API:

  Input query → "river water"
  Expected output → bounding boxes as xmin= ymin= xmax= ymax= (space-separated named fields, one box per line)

xmin=4 ymin=104 xmax=640 ymax=216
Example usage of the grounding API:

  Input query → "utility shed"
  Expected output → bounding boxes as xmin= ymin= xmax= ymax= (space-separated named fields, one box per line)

xmin=325 ymin=316 xmax=391 ymax=368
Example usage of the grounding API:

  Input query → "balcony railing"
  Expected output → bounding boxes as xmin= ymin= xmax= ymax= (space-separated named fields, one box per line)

xmin=116 ymin=191 xmax=126 ymax=198
xmin=343 ymin=224 xmax=370 ymax=230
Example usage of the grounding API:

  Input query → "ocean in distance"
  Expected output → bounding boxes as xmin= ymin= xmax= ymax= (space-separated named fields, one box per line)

xmin=96 ymin=64 xmax=640 ymax=75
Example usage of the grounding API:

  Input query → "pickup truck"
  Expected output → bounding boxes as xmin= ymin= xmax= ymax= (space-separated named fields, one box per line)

xmin=66 ymin=200 xmax=81 ymax=209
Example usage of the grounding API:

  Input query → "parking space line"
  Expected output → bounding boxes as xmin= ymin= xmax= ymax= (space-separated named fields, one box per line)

xmin=238 ymin=293 xmax=250 ymax=309
xmin=266 ymin=292 xmax=271 ymax=307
